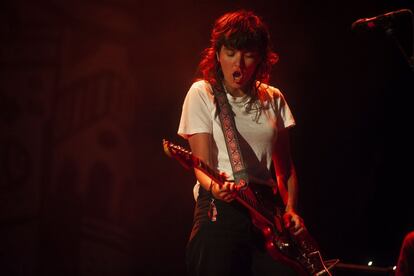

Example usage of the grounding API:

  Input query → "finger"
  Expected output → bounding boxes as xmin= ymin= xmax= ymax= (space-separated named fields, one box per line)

xmin=223 ymin=195 xmax=231 ymax=202
xmin=293 ymin=217 xmax=304 ymax=230
xmin=292 ymin=217 xmax=301 ymax=230
xmin=228 ymin=192 xmax=236 ymax=200
xmin=220 ymin=172 xmax=230 ymax=178
xmin=283 ymin=216 xmax=291 ymax=228
xmin=226 ymin=182 xmax=235 ymax=191
xmin=220 ymin=192 xmax=229 ymax=202
xmin=220 ymin=190 xmax=232 ymax=198
xmin=223 ymin=193 xmax=235 ymax=202
xmin=292 ymin=226 xmax=305 ymax=235
xmin=217 ymin=190 xmax=229 ymax=200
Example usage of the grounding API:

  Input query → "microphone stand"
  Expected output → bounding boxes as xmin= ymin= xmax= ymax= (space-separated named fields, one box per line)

xmin=382 ymin=9 xmax=414 ymax=74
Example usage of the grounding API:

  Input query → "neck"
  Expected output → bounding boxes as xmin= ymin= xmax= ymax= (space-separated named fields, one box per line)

xmin=223 ymin=82 xmax=250 ymax=97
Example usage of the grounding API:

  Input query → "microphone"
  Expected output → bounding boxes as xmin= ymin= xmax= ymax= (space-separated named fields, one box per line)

xmin=351 ymin=9 xmax=411 ymax=30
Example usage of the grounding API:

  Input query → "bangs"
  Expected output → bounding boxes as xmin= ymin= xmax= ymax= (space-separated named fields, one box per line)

xmin=222 ymin=29 xmax=267 ymax=53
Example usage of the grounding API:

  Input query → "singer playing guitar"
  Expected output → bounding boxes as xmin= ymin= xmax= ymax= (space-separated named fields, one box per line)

xmin=176 ymin=10 xmax=336 ymax=276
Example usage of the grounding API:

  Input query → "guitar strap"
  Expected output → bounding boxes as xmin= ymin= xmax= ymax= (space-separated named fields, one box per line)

xmin=212 ymin=83 xmax=249 ymax=188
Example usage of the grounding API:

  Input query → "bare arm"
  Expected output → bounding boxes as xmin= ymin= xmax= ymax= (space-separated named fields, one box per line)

xmin=273 ymin=128 xmax=303 ymax=230
xmin=188 ymin=133 xmax=235 ymax=202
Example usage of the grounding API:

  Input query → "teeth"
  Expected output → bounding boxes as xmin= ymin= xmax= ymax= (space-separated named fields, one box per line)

xmin=233 ymin=71 xmax=241 ymax=78
xmin=233 ymin=71 xmax=242 ymax=81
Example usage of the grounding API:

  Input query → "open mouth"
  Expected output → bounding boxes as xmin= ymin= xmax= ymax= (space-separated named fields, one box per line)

xmin=232 ymin=71 xmax=242 ymax=82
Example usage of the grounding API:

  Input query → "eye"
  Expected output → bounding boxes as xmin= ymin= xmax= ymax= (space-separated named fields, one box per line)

xmin=226 ymin=50 xmax=235 ymax=57
xmin=244 ymin=52 xmax=257 ymax=59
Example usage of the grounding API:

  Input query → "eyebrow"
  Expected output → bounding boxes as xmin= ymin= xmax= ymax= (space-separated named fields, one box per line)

xmin=223 ymin=46 xmax=235 ymax=51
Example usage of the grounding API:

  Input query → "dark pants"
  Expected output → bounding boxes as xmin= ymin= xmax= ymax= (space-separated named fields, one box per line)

xmin=186 ymin=221 xmax=298 ymax=276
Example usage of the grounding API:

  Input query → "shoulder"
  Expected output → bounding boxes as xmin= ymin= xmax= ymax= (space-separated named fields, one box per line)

xmin=184 ymin=80 xmax=215 ymax=107
xmin=189 ymin=79 xmax=214 ymax=96
xmin=257 ymin=82 xmax=285 ymax=102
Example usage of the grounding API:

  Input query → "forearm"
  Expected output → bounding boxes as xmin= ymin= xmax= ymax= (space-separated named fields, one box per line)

xmin=193 ymin=168 xmax=213 ymax=192
xmin=188 ymin=133 xmax=213 ymax=192
xmin=285 ymin=171 xmax=298 ymax=212
xmin=275 ymin=159 xmax=299 ymax=211
xmin=188 ymin=133 xmax=236 ymax=202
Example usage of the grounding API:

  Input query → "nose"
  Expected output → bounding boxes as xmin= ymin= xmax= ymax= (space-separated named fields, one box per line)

xmin=234 ymin=51 xmax=245 ymax=68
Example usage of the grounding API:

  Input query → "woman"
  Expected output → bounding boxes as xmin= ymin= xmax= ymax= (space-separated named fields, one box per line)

xmin=178 ymin=10 xmax=304 ymax=276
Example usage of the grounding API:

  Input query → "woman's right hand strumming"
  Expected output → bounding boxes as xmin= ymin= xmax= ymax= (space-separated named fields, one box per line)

xmin=210 ymin=181 xmax=236 ymax=203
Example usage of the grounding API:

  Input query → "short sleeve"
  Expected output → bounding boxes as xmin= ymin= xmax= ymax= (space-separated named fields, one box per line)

xmin=273 ymin=88 xmax=296 ymax=130
xmin=178 ymin=81 xmax=213 ymax=139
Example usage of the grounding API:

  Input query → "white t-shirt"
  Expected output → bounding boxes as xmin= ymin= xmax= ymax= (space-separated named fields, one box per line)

xmin=178 ymin=80 xmax=295 ymax=198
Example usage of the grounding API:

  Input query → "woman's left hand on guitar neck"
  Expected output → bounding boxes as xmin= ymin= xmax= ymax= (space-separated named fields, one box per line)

xmin=283 ymin=208 xmax=305 ymax=235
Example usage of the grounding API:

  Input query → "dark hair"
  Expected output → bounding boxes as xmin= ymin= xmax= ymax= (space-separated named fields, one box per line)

xmin=198 ymin=10 xmax=278 ymax=94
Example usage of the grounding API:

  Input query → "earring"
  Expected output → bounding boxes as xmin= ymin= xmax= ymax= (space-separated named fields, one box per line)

xmin=216 ymin=52 xmax=219 ymax=62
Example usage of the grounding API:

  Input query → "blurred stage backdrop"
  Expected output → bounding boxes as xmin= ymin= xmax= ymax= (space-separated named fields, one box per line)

xmin=0 ymin=0 xmax=413 ymax=275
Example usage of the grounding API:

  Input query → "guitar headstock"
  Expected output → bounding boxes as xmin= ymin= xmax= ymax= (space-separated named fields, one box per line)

xmin=162 ymin=139 xmax=195 ymax=170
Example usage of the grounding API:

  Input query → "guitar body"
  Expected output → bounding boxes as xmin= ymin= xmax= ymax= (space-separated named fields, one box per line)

xmin=163 ymin=139 xmax=338 ymax=276
xmin=255 ymin=220 xmax=309 ymax=276
xmin=238 ymin=184 xmax=327 ymax=276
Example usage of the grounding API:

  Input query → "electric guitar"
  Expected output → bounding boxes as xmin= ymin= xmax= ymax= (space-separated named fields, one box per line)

xmin=163 ymin=139 xmax=339 ymax=276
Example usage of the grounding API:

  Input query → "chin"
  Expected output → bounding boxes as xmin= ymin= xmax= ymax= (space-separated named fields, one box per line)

xmin=227 ymin=80 xmax=243 ymax=87
xmin=232 ymin=83 xmax=243 ymax=88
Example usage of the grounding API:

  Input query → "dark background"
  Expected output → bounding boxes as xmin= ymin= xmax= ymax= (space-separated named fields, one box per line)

xmin=1 ymin=0 xmax=413 ymax=275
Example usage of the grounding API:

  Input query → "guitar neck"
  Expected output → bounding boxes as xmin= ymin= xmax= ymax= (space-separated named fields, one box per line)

xmin=163 ymin=140 xmax=276 ymax=228
xmin=191 ymin=155 xmax=227 ymax=185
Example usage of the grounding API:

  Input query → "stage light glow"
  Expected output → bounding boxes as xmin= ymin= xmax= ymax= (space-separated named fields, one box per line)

xmin=368 ymin=261 xmax=373 ymax=266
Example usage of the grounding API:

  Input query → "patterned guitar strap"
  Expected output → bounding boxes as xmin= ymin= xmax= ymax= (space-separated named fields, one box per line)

xmin=207 ymin=83 xmax=249 ymax=222
xmin=213 ymin=83 xmax=249 ymax=189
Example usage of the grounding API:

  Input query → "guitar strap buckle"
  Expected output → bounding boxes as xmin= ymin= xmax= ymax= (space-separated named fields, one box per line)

xmin=234 ymin=169 xmax=249 ymax=191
